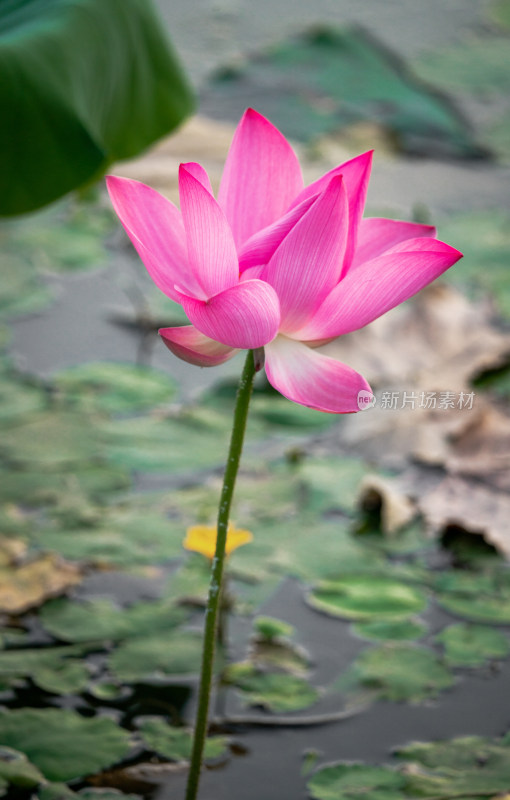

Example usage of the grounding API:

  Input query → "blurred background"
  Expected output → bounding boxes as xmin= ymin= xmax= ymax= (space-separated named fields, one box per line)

xmin=1 ymin=2 xmax=510 ymax=799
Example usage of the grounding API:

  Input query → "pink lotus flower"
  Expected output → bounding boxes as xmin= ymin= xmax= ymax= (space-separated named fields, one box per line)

xmin=106 ymin=109 xmax=462 ymax=414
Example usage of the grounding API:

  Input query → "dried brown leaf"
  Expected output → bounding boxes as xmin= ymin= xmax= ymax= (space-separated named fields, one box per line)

xmin=419 ymin=476 xmax=510 ymax=558
xmin=0 ymin=553 xmax=82 ymax=614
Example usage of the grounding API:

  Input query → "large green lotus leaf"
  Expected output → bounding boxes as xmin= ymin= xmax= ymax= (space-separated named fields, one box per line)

xmin=0 ymin=411 xmax=105 ymax=469
xmin=308 ymin=763 xmax=406 ymax=800
xmin=441 ymin=210 xmax=510 ymax=319
xmin=41 ymin=597 xmax=187 ymax=643
xmin=0 ymin=464 xmax=130 ymax=507
xmin=337 ymin=643 xmax=454 ymax=703
xmin=0 ymin=748 xmax=44 ymax=792
xmin=435 ymin=623 xmax=509 ymax=667
xmin=203 ymin=27 xmax=480 ymax=158
xmin=53 ymin=362 xmax=177 ymax=415
xmin=138 ymin=718 xmax=228 ymax=762
xmin=0 ymin=254 xmax=53 ymax=319
xmin=307 ymin=575 xmax=427 ymax=621
xmin=225 ymin=663 xmax=318 ymax=712
xmin=0 ymin=709 xmax=131 ymax=781
xmin=352 ymin=619 xmax=427 ymax=642
xmin=414 ymin=36 xmax=510 ymax=97
xmin=109 ymin=630 xmax=204 ymax=682
xmin=0 ymin=0 xmax=194 ymax=216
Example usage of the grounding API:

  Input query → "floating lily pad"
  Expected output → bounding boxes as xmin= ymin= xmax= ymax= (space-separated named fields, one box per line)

xmin=41 ymin=597 xmax=186 ymax=643
xmin=0 ymin=748 xmax=44 ymax=792
xmin=109 ymin=631 xmax=205 ymax=682
xmin=0 ymin=254 xmax=53 ymax=319
xmin=32 ymin=506 xmax=185 ymax=568
xmin=3 ymin=199 xmax=116 ymax=274
xmin=138 ymin=718 xmax=228 ymax=762
xmin=352 ymin=619 xmax=427 ymax=642
xmin=54 ymin=362 xmax=177 ymax=414
xmin=0 ymin=376 xmax=46 ymax=425
xmin=33 ymin=661 xmax=90 ymax=695
xmin=437 ymin=589 xmax=510 ymax=625
xmin=253 ymin=616 xmax=295 ymax=641
xmin=250 ymin=393 xmax=337 ymax=430
xmin=39 ymin=788 xmax=141 ymax=800
xmin=101 ymin=413 xmax=232 ymax=473
xmin=309 ymin=733 xmax=510 ymax=800
xmin=203 ymin=26 xmax=480 ymax=158
xmin=397 ymin=735 xmax=510 ymax=797
xmin=0 ymin=646 xmax=88 ymax=695
xmin=308 ymin=762 xmax=406 ymax=800
xmin=0 ymin=709 xmax=131 ymax=781
xmin=337 ymin=643 xmax=454 ymax=703
xmin=307 ymin=575 xmax=427 ymax=621
xmin=0 ymin=465 xmax=130 ymax=507
xmin=225 ymin=663 xmax=318 ymax=712
xmin=436 ymin=623 xmax=510 ymax=666
xmin=297 ymin=457 xmax=370 ymax=514
xmin=0 ymin=411 xmax=104 ymax=469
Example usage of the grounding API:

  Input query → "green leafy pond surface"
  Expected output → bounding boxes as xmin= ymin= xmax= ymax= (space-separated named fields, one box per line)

xmin=2 ymin=7 xmax=510 ymax=799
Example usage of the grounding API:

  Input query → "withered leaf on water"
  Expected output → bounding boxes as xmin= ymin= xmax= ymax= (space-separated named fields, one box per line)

xmin=419 ymin=476 xmax=510 ymax=559
xmin=0 ymin=554 xmax=82 ymax=615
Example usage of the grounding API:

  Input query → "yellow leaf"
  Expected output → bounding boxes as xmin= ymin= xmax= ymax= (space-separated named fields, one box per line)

xmin=183 ymin=523 xmax=253 ymax=560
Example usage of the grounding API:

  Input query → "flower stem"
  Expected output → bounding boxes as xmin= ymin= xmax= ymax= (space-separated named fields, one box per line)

xmin=185 ymin=350 xmax=256 ymax=800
